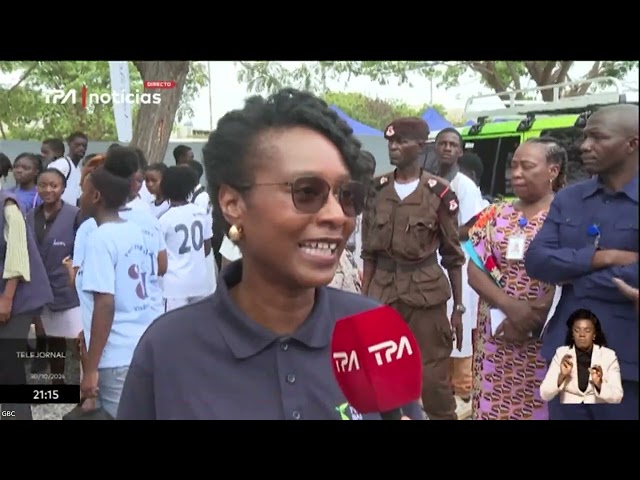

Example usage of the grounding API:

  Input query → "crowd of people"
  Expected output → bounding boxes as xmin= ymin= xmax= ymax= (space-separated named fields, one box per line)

xmin=0 ymin=88 xmax=637 ymax=420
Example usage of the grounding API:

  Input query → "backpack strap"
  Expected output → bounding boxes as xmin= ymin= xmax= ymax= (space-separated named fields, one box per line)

xmin=63 ymin=157 xmax=73 ymax=181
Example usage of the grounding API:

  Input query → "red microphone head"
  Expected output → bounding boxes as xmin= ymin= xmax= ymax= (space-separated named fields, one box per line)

xmin=330 ymin=305 xmax=422 ymax=414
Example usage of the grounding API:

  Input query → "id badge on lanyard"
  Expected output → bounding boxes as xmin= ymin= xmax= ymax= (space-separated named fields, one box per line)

xmin=506 ymin=217 xmax=527 ymax=261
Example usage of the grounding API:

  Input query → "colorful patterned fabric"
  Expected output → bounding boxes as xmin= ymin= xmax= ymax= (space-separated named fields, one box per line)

xmin=468 ymin=201 xmax=554 ymax=420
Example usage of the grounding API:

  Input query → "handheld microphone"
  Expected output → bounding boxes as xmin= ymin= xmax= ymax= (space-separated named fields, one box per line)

xmin=330 ymin=305 xmax=422 ymax=420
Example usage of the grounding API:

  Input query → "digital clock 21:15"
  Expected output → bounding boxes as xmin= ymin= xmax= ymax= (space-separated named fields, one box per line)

xmin=0 ymin=385 xmax=80 ymax=404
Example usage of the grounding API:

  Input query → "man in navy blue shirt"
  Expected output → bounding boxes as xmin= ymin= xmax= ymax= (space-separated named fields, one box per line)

xmin=525 ymin=104 xmax=638 ymax=420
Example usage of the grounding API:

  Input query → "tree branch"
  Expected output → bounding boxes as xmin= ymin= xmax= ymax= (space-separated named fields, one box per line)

xmin=566 ymin=61 xmax=602 ymax=97
xmin=554 ymin=61 xmax=573 ymax=84
xmin=524 ymin=61 xmax=542 ymax=83
xmin=540 ymin=61 xmax=556 ymax=85
xmin=7 ymin=63 xmax=38 ymax=92
xmin=506 ymin=62 xmax=522 ymax=90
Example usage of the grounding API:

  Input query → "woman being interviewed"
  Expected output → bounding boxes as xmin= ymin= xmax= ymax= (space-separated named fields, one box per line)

xmin=465 ymin=137 xmax=567 ymax=420
xmin=118 ymin=88 xmax=423 ymax=420
xmin=540 ymin=309 xmax=623 ymax=407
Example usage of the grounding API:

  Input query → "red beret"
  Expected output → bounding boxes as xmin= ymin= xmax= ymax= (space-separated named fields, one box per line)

xmin=384 ymin=117 xmax=430 ymax=141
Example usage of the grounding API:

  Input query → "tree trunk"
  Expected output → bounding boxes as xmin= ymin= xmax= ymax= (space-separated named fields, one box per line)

xmin=129 ymin=61 xmax=190 ymax=164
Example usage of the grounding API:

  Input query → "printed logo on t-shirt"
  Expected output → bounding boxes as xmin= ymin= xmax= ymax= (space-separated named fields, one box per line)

xmin=335 ymin=402 xmax=363 ymax=420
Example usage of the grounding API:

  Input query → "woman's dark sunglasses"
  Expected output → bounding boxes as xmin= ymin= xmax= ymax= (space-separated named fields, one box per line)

xmin=242 ymin=176 xmax=365 ymax=217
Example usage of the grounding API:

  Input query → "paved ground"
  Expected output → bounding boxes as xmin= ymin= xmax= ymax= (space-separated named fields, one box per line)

xmin=455 ymin=395 xmax=472 ymax=420
xmin=7 ymin=339 xmax=80 ymax=421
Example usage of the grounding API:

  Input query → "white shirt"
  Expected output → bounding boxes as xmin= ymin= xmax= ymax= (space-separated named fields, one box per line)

xmin=451 ymin=172 xmax=486 ymax=227
xmin=48 ymin=156 xmax=80 ymax=205
xmin=189 ymin=185 xmax=212 ymax=215
xmin=188 ymin=184 xmax=216 ymax=294
xmin=159 ymin=203 xmax=213 ymax=298
xmin=220 ymin=235 xmax=242 ymax=262
xmin=444 ymin=172 xmax=487 ymax=359
xmin=149 ymin=198 xmax=170 ymax=218
xmin=478 ymin=186 xmax=490 ymax=209
xmin=76 ymin=221 xmax=154 ymax=369
xmin=394 ymin=179 xmax=420 ymax=201
xmin=126 ymin=195 xmax=152 ymax=213
xmin=139 ymin=181 xmax=154 ymax=204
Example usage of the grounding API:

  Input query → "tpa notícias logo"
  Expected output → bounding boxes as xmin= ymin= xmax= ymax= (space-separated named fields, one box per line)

xmin=44 ymin=82 xmax=171 ymax=108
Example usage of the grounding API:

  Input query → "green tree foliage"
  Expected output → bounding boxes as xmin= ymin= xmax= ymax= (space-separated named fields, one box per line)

xmin=237 ymin=61 xmax=639 ymax=103
xmin=0 ymin=61 xmax=208 ymax=142
xmin=321 ymin=91 xmax=449 ymax=130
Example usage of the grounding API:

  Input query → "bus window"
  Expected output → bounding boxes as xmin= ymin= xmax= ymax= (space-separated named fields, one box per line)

xmin=466 ymin=136 xmax=521 ymax=198
xmin=540 ymin=127 xmax=590 ymax=185
xmin=422 ymin=143 xmax=438 ymax=174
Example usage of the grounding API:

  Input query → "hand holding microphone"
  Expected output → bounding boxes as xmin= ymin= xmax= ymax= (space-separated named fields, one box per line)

xmin=330 ymin=305 xmax=423 ymax=420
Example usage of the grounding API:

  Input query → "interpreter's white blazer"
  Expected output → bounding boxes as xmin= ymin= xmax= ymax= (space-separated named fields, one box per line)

xmin=540 ymin=345 xmax=623 ymax=404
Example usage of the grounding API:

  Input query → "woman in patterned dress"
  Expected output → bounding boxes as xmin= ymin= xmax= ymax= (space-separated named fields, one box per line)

xmin=466 ymin=138 xmax=568 ymax=420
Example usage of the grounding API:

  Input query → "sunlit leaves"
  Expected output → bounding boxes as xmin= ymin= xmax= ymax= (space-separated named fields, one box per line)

xmin=235 ymin=61 xmax=638 ymax=100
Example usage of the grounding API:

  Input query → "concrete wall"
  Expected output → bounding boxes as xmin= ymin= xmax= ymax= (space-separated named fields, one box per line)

xmin=0 ymin=135 xmax=391 ymax=189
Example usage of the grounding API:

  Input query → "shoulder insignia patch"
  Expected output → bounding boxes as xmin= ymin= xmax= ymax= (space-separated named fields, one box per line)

xmin=422 ymin=174 xmax=460 ymax=215
xmin=375 ymin=173 xmax=392 ymax=190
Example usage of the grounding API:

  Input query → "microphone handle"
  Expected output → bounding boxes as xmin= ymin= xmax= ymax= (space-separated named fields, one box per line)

xmin=380 ymin=408 xmax=404 ymax=421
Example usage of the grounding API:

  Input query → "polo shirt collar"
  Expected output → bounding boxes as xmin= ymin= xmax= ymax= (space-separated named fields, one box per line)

xmin=214 ymin=261 xmax=333 ymax=359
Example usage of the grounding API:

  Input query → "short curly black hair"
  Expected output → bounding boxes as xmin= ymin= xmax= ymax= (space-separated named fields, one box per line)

xmin=202 ymin=88 xmax=363 ymax=231
xmin=90 ymin=148 xmax=138 ymax=209
xmin=183 ymin=159 xmax=204 ymax=180
xmin=161 ymin=165 xmax=198 ymax=202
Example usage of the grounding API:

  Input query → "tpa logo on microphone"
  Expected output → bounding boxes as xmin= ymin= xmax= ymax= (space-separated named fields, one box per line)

xmin=332 ymin=336 xmax=414 ymax=372
xmin=333 ymin=350 xmax=360 ymax=372
xmin=43 ymin=81 xmax=175 ymax=109
xmin=368 ymin=336 xmax=414 ymax=366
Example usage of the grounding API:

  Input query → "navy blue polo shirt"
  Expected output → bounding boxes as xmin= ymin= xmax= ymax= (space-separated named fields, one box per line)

xmin=117 ymin=261 xmax=424 ymax=420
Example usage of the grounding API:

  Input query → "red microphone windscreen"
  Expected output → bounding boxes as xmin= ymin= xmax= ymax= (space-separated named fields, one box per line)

xmin=330 ymin=305 xmax=422 ymax=414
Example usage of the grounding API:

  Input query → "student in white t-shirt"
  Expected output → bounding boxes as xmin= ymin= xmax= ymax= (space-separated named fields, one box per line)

xmin=75 ymin=152 xmax=154 ymax=417
xmin=434 ymin=129 xmax=487 ymax=409
xmin=40 ymin=138 xmax=65 ymax=166
xmin=74 ymin=149 xmax=168 ymax=321
xmin=42 ymin=137 xmax=81 ymax=205
xmin=181 ymin=159 xmax=216 ymax=295
xmin=459 ymin=151 xmax=491 ymax=209
xmin=144 ymin=163 xmax=170 ymax=218
xmin=181 ymin=160 xmax=211 ymax=215
xmin=159 ymin=166 xmax=214 ymax=312
xmin=124 ymin=148 xmax=151 ymax=213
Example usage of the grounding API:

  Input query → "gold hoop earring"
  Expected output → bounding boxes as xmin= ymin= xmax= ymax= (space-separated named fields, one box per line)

xmin=228 ymin=225 xmax=243 ymax=243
